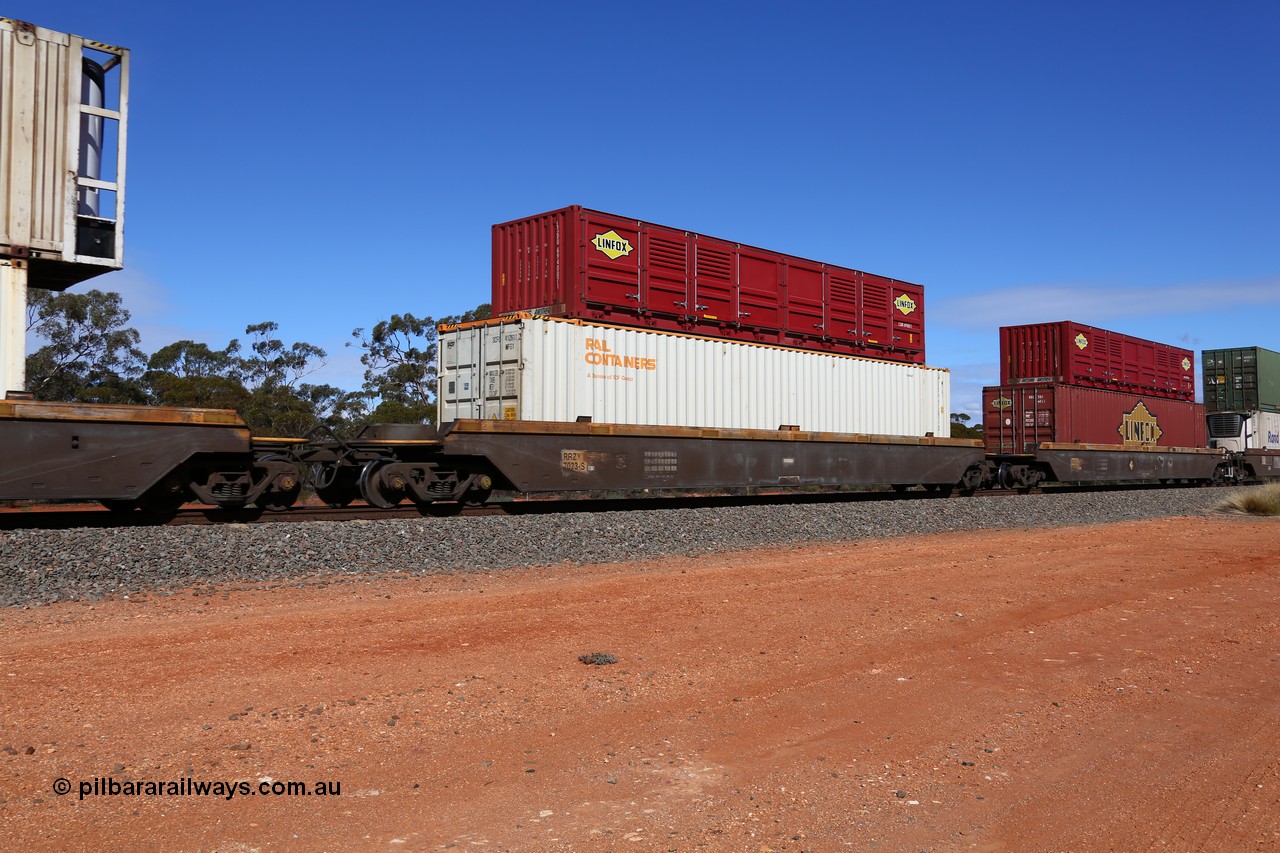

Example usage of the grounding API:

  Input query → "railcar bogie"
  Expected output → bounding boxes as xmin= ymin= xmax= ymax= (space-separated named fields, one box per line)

xmin=298 ymin=423 xmax=497 ymax=509
xmin=1237 ymin=450 xmax=1280 ymax=482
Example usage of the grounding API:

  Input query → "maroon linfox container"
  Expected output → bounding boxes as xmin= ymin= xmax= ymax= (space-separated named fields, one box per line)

xmin=999 ymin=321 xmax=1194 ymax=400
xmin=982 ymin=383 xmax=1206 ymax=455
xmin=492 ymin=206 xmax=925 ymax=363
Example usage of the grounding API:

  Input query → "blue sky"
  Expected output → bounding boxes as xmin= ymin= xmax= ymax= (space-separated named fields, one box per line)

xmin=15 ymin=1 xmax=1279 ymax=416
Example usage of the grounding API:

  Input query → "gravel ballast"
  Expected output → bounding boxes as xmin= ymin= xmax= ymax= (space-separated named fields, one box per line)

xmin=0 ymin=489 xmax=1247 ymax=607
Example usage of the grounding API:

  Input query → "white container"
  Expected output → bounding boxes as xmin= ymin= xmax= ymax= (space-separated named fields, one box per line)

xmin=0 ymin=18 xmax=129 ymax=289
xmin=1245 ymin=411 xmax=1280 ymax=450
xmin=1206 ymin=410 xmax=1280 ymax=452
xmin=438 ymin=316 xmax=950 ymax=437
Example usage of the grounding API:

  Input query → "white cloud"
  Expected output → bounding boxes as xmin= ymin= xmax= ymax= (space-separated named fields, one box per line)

xmin=73 ymin=265 xmax=214 ymax=354
xmin=936 ymin=275 xmax=1280 ymax=329
xmin=308 ymin=335 xmax=368 ymax=392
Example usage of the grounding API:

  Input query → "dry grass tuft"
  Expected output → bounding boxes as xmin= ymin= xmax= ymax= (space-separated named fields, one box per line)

xmin=1216 ymin=483 xmax=1280 ymax=516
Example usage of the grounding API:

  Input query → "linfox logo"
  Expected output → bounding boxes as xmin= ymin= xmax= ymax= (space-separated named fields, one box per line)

xmin=991 ymin=397 xmax=1012 ymax=409
xmin=893 ymin=294 xmax=917 ymax=315
xmin=591 ymin=230 xmax=634 ymax=260
xmin=1074 ymin=333 xmax=1089 ymax=350
xmin=584 ymin=338 xmax=656 ymax=371
xmin=1118 ymin=401 xmax=1163 ymax=447
xmin=1181 ymin=357 xmax=1192 ymax=371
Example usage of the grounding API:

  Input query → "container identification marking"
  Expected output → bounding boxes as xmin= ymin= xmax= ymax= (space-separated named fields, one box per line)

xmin=591 ymin=230 xmax=634 ymax=260
xmin=1118 ymin=401 xmax=1163 ymax=447
xmin=1075 ymin=333 xmax=1089 ymax=350
xmin=893 ymin=294 xmax=917 ymax=315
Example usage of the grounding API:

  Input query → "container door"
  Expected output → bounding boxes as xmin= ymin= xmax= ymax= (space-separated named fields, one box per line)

xmin=692 ymin=237 xmax=734 ymax=322
xmin=580 ymin=211 xmax=642 ymax=310
xmin=784 ymin=261 xmax=826 ymax=339
xmin=643 ymin=230 xmax=689 ymax=318
xmin=983 ymin=386 xmax=1016 ymax=453
xmin=1258 ymin=347 xmax=1280 ymax=412
xmin=438 ymin=327 xmax=481 ymax=422
xmin=1154 ymin=346 xmax=1194 ymax=399
xmin=1202 ymin=350 xmax=1224 ymax=411
xmin=1231 ymin=348 xmax=1261 ymax=411
xmin=1070 ymin=324 xmax=1113 ymax=387
xmin=474 ymin=324 xmax=522 ymax=420
xmin=985 ymin=385 xmax=1057 ymax=454
xmin=736 ymin=249 xmax=782 ymax=331
xmin=1002 ymin=323 xmax=1064 ymax=385
xmin=492 ymin=209 xmax=570 ymax=315
xmin=859 ymin=274 xmax=892 ymax=351
xmin=887 ymin=279 xmax=924 ymax=360
xmin=827 ymin=271 xmax=859 ymax=344
xmin=1015 ymin=386 xmax=1057 ymax=453
xmin=1122 ymin=337 xmax=1156 ymax=392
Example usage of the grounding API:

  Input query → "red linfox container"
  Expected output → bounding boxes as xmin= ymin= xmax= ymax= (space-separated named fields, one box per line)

xmin=492 ymin=206 xmax=925 ymax=364
xmin=999 ymin=321 xmax=1194 ymax=400
xmin=982 ymin=383 xmax=1206 ymax=455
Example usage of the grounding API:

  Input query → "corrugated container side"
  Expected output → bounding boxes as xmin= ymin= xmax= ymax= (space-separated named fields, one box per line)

xmin=1 ymin=20 xmax=72 ymax=255
xmin=439 ymin=317 xmax=949 ymax=437
xmin=999 ymin=321 xmax=1194 ymax=400
xmin=491 ymin=205 xmax=926 ymax=364
xmin=1201 ymin=346 xmax=1280 ymax=413
xmin=982 ymin=383 xmax=1206 ymax=454
xmin=1246 ymin=411 xmax=1280 ymax=450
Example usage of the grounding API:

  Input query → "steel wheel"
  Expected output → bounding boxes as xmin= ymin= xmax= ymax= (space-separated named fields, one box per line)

xmin=257 ymin=455 xmax=301 ymax=512
xmin=311 ymin=463 xmax=356 ymax=508
xmin=358 ymin=460 xmax=406 ymax=509
xmin=461 ymin=474 xmax=494 ymax=507
xmin=462 ymin=487 xmax=492 ymax=507
xmin=258 ymin=483 xmax=301 ymax=512
xmin=136 ymin=484 xmax=186 ymax=518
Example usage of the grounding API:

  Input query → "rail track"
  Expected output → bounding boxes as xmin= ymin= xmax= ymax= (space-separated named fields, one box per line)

xmin=0 ymin=481 xmax=1211 ymax=531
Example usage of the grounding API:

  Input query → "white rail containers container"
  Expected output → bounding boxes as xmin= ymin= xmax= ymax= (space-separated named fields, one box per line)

xmin=1248 ymin=411 xmax=1280 ymax=450
xmin=1206 ymin=410 xmax=1280 ymax=452
xmin=0 ymin=18 xmax=129 ymax=290
xmin=438 ymin=316 xmax=950 ymax=437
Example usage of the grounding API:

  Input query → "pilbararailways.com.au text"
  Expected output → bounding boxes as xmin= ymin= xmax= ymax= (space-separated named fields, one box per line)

xmin=55 ymin=776 xmax=341 ymax=801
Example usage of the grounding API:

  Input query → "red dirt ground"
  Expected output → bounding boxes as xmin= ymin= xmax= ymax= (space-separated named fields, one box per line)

xmin=1 ymin=515 xmax=1278 ymax=851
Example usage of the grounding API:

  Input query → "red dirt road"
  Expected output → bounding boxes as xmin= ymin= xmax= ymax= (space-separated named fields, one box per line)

xmin=2 ymin=516 xmax=1278 ymax=851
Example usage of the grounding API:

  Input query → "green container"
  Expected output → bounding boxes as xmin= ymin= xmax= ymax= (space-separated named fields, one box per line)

xmin=1202 ymin=346 xmax=1280 ymax=413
